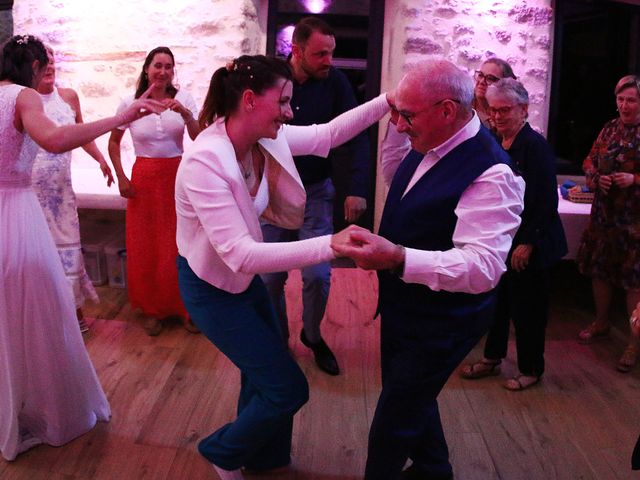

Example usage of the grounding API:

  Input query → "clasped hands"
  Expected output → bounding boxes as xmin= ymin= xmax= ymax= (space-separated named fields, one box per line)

xmin=120 ymin=83 xmax=191 ymax=123
xmin=331 ymin=225 xmax=405 ymax=271
xmin=597 ymin=172 xmax=635 ymax=194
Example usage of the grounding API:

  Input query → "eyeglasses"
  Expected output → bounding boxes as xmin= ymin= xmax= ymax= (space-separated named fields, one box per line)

xmin=488 ymin=105 xmax=517 ymax=116
xmin=474 ymin=71 xmax=500 ymax=85
xmin=396 ymin=98 xmax=461 ymax=126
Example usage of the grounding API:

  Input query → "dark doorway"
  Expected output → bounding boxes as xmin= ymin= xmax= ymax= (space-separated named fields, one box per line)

xmin=266 ymin=0 xmax=385 ymax=232
xmin=549 ymin=0 xmax=640 ymax=174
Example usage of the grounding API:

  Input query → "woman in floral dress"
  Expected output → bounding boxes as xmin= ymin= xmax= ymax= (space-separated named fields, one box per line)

xmin=576 ymin=75 xmax=640 ymax=373
xmin=32 ymin=45 xmax=114 ymax=333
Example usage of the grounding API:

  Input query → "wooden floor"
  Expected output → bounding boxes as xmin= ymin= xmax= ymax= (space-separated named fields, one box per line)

xmin=1 ymin=263 xmax=639 ymax=480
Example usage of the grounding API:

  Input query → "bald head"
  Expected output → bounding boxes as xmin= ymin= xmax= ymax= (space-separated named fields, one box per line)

xmin=394 ymin=60 xmax=474 ymax=153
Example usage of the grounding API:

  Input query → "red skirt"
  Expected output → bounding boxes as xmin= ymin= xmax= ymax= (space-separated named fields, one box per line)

xmin=126 ymin=156 xmax=187 ymax=318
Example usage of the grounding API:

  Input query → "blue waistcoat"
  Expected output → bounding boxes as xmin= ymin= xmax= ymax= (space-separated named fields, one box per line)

xmin=378 ymin=127 xmax=514 ymax=321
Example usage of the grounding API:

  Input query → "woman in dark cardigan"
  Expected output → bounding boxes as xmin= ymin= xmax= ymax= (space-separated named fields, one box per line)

xmin=460 ymin=78 xmax=567 ymax=390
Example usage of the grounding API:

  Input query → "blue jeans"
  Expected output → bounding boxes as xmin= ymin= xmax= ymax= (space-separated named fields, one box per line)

xmin=260 ymin=178 xmax=335 ymax=342
xmin=177 ymin=256 xmax=309 ymax=470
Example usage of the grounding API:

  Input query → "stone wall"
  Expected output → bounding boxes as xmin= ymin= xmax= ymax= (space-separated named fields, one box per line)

xmin=14 ymin=0 xmax=555 ymax=222
xmin=376 ymin=0 xmax=554 ymax=226
xmin=381 ymin=0 xmax=554 ymax=132
xmin=13 ymin=0 xmax=268 ymax=170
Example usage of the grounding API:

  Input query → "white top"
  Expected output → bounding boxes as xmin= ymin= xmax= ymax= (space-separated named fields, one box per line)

xmin=176 ymin=94 xmax=390 ymax=293
xmin=380 ymin=115 xmax=526 ymax=294
xmin=116 ymin=89 xmax=198 ymax=158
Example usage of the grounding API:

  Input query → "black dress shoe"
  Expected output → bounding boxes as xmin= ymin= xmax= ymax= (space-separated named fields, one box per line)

xmin=400 ymin=466 xmax=453 ymax=480
xmin=300 ymin=329 xmax=340 ymax=376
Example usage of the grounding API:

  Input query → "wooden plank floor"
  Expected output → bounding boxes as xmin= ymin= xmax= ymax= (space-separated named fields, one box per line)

xmin=1 ymin=264 xmax=639 ymax=479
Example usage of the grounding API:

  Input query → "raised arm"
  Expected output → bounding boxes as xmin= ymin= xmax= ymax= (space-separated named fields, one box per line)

xmin=380 ymin=119 xmax=411 ymax=187
xmin=16 ymin=85 xmax=164 ymax=154
xmin=283 ymin=93 xmax=390 ymax=158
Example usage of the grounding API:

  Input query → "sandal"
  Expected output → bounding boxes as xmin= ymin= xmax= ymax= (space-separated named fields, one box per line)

xmin=143 ymin=317 xmax=163 ymax=336
xmin=577 ymin=322 xmax=610 ymax=344
xmin=460 ymin=359 xmax=501 ymax=379
xmin=503 ymin=374 xmax=541 ymax=391
xmin=617 ymin=345 xmax=639 ymax=373
xmin=184 ymin=317 xmax=201 ymax=334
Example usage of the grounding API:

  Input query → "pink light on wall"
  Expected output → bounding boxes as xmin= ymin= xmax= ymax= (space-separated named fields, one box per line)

xmin=304 ymin=0 xmax=329 ymax=14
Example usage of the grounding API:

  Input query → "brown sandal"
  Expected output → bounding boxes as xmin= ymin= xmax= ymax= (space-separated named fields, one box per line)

xmin=460 ymin=359 xmax=501 ymax=379
xmin=503 ymin=374 xmax=541 ymax=391
xmin=577 ymin=322 xmax=610 ymax=344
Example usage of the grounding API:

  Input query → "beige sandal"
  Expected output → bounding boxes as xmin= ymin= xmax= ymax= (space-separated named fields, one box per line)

xmin=617 ymin=345 xmax=639 ymax=373
xmin=503 ymin=374 xmax=541 ymax=391
xmin=460 ymin=359 xmax=501 ymax=379
xmin=577 ymin=322 xmax=610 ymax=344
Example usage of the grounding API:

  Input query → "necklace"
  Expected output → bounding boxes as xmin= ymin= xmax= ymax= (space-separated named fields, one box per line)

xmin=238 ymin=151 xmax=253 ymax=180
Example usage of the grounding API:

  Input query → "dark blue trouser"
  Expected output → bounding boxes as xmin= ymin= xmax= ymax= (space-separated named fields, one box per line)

xmin=483 ymin=267 xmax=551 ymax=377
xmin=260 ymin=178 xmax=335 ymax=342
xmin=365 ymin=305 xmax=494 ymax=479
xmin=177 ymin=256 xmax=309 ymax=470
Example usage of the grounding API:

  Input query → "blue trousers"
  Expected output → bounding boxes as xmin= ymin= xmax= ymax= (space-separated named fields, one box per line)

xmin=260 ymin=178 xmax=335 ymax=342
xmin=177 ymin=256 xmax=309 ymax=470
xmin=365 ymin=305 xmax=494 ymax=479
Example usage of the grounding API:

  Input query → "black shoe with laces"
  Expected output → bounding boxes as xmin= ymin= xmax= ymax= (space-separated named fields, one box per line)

xmin=300 ymin=329 xmax=340 ymax=376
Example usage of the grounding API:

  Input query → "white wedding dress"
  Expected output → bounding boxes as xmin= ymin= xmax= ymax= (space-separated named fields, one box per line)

xmin=0 ymin=83 xmax=110 ymax=461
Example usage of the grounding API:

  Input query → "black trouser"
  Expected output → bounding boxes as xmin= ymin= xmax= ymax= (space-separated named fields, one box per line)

xmin=483 ymin=267 xmax=551 ymax=377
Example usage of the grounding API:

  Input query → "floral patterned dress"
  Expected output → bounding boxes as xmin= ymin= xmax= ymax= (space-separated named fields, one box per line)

xmin=577 ymin=118 xmax=640 ymax=288
xmin=32 ymin=88 xmax=98 ymax=307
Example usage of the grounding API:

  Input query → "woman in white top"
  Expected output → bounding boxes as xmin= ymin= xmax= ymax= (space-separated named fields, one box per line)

xmin=174 ymin=55 xmax=390 ymax=479
xmin=109 ymin=46 xmax=200 ymax=336
xmin=0 ymin=34 xmax=163 ymax=461
xmin=32 ymin=45 xmax=114 ymax=333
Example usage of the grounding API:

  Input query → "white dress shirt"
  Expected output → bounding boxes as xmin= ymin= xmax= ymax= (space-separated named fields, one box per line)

xmin=116 ymin=89 xmax=198 ymax=158
xmin=380 ymin=114 xmax=525 ymax=294
xmin=176 ymin=94 xmax=390 ymax=293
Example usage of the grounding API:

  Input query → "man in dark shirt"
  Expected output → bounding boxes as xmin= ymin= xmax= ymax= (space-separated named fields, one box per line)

xmin=261 ymin=17 xmax=370 ymax=376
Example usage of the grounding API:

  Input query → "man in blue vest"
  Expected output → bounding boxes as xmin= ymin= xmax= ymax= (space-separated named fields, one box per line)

xmin=334 ymin=60 xmax=525 ymax=479
xmin=262 ymin=17 xmax=370 ymax=376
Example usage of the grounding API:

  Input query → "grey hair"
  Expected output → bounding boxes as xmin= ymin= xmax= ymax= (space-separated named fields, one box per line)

xmin=614 ymin=74 xmax=640 ymax=96
xmin=485 ymin=77 xmax=529 ymax=106
xmin=411 ymin=59 xmax=474 ymax=116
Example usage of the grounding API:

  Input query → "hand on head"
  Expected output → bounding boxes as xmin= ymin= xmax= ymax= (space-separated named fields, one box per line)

xmin=386 ymin=90 xmax=399 ymax=125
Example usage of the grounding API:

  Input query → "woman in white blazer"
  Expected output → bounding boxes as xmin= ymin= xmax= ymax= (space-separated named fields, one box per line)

xmin=174 ymin=55 xmax=390 ymax=479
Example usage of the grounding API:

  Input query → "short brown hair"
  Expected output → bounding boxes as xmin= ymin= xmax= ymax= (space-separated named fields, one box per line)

xmin=292 ymin=17 xmax=334 ymax=47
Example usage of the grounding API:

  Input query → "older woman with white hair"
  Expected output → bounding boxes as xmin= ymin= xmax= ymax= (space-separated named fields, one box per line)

xmin=460 ymin=78 xmax=567 ymax=390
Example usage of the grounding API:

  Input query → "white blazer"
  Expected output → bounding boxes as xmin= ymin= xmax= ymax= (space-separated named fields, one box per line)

xmin=175 ymin=94 xmax=389 ymax=293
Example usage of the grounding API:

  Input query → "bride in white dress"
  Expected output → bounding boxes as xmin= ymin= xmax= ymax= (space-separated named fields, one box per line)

xmin=0 ymin=34 xmax=164 ymax=461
